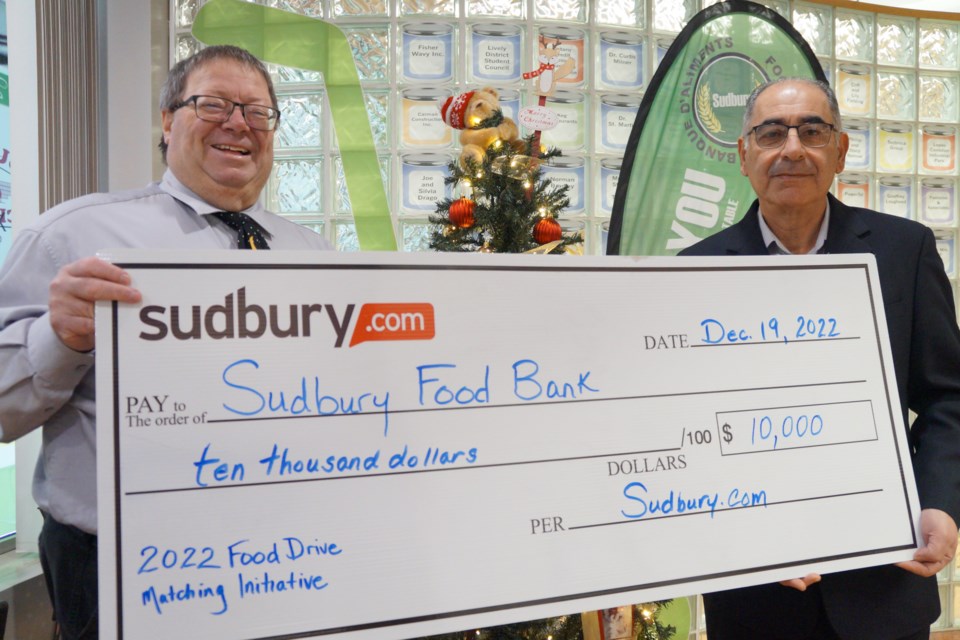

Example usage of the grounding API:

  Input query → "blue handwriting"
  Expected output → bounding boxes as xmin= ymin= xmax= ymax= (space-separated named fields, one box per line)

xmin=227 ymin=538 xmax=342 ymax=568
xmin=221 ymin=358 xmax=391 ymax=435
xmin=417 ymin=364 xmax=490 ymax=406
xmin=138 ymin=545 xmax=221 ymax=573
xmin=388 ymin=445 xmax=478 ymax=469
xmin=621 ymin=481 xmax=768 ymax=519
xmin=512 ymin=359 xmax=599 ymax=401
xmin=700 ymin=316 xmax=841 ymax=345
xmin=751 ymin=413 xmax=824 ymax=450
xmin=238 ymin=571 xmax=328 ymax=598
xmin=258 ymin=444 xmax=380 ymax=477
xmin=141 ymin=581 xmax=227 ymax=616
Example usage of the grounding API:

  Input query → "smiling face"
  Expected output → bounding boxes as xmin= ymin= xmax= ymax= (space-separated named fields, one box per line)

xmin=161 ymin=58 xmax=275 ymax=211
xmin=738 ymin=81 xmax=848 ymax=222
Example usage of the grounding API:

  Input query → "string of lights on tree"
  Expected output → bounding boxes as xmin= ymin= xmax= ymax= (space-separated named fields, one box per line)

xmin=429 ymin=106 xmax=579 ymax=255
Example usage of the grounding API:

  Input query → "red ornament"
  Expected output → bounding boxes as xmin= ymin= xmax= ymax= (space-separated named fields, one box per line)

xmin=449 ymin=197 xmax=476 ymax=228
xmin=533 ymin=216 xmax=562 ymax=244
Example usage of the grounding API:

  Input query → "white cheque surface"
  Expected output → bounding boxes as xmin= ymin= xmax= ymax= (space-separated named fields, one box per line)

xmin=96 ymin=250 xmax=920 ymax=640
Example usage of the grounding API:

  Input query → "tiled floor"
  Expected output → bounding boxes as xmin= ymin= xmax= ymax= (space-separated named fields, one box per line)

xmin=0 ymin=552 xmax=54 ymax=640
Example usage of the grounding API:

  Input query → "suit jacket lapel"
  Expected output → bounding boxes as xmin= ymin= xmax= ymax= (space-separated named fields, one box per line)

xmin=821 ymin=193 xmax=873 ymax=255
xmin=723 ymin=202 xmax=768 ymax=255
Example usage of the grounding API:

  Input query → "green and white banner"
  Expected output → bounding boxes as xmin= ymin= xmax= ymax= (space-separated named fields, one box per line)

xmin=608 ymin=0 xmax=824 ymax=256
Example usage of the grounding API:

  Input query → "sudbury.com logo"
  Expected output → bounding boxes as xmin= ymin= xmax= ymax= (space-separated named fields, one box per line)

xmin=348 ymin=303 xmax=435 ymax=346
xmin=137 ymin=288 xmax=435 ymax=347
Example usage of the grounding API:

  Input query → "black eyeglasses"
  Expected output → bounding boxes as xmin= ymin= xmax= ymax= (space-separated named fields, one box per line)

xmin=749 ymin=122 xmax=837 ymax=149
xmin=173 ymin=95 xmax=281 ymax=131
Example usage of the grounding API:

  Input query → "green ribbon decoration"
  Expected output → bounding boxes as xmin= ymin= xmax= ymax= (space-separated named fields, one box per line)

xmin=192 ymin=0 xmax=397 ymax=251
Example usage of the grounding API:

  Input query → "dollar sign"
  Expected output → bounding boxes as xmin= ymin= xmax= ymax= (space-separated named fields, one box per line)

xmin=722 ymin=423 xmax=733 ymax=443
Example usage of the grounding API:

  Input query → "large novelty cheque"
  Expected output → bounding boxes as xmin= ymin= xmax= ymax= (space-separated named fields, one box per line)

xmin=96 ymin=250 xmax=921 ymax=640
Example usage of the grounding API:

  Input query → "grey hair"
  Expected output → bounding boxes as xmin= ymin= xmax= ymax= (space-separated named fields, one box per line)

xmin=741 ymin=77 xmax=842 ymax=143
xmin=158 ymin=45 xmax=278 ymax=162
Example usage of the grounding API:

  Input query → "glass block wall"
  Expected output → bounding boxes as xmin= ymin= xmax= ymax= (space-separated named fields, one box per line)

xmin=170 ymin=1 xmax=960 ymax=258
xmin=171 ymin=1 xmax=960 ymax=636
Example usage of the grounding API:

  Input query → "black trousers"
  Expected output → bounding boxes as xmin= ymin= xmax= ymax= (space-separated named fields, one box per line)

xmin=706 ymin=615 xmax=929 ymax=640
xmin=38 ymin=511 xmax=98 ymax=640
xmin=704 ymin=584 xmax=930 ymax=640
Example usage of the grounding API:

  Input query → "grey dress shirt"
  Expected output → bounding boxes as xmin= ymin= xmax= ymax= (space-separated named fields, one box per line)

xmin=0 ymin=170 xmax=331 ymax=533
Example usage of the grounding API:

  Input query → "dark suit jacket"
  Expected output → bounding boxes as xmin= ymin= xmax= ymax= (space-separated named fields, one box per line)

xmin=680 ymin=194 xmax=960 ymax=640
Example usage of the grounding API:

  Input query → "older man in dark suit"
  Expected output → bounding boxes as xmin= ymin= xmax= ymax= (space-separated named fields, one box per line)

xmin=680 ymin=77 xmax=960 ymax=640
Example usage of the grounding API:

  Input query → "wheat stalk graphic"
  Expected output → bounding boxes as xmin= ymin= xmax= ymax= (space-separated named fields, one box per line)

xmin=697 ymin=82 xmax=723 ymax=134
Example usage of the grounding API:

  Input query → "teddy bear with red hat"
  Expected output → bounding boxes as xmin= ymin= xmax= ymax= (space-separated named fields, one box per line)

xmin=438 ymin=87 xmax=522 ymax=168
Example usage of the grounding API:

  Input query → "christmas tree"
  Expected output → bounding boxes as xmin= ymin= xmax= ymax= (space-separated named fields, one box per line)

xmin=424 ymin=90 xmax=676 ymax=640
xmin=428 ymin=108 xmax=580 ymax=255
xmin=416 ymin=602 xmax=676 ymax=640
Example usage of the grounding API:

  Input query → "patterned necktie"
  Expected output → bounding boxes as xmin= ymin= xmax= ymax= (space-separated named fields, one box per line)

xmin=211 ymin=211 xmax=271 ymax=250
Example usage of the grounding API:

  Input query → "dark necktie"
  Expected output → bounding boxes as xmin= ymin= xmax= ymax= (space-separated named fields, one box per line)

xmin=211 ymin=211 xmax=271 ymax=250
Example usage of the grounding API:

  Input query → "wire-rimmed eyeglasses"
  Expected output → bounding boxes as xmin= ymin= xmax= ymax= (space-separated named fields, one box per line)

xmin=748 ymin=122 xmax=837 ymax=149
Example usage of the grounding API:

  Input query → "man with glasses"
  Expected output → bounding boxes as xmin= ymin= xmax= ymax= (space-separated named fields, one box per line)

xmin=681 ymin=77 xmax=960 ymax=639
xmin=0 ymin=45 xmax=329 ymax=639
